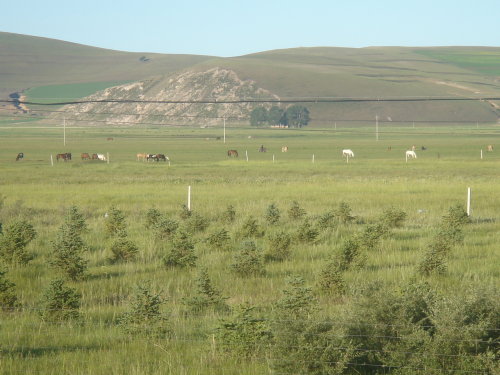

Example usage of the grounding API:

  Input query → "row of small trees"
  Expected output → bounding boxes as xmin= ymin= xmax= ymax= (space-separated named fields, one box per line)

xmin=250 ymin=105 xmax=310 ymax=127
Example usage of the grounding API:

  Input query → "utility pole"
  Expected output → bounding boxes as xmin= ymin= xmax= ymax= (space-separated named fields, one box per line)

xmin=63 ymin=116 xmax=66 ymax=146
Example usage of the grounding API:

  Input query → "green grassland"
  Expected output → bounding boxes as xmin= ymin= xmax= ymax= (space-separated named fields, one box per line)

xmin=0 ymin=122 xmax=499 ymax=374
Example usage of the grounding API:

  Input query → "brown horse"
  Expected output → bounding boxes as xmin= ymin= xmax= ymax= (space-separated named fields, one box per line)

xmin=81 ymin=153 xmax=90 ymax=160
xmin=227 ymin=150 xmax=238 ymax=157
xmin=56 ymin=153 xmax=71 ymax=162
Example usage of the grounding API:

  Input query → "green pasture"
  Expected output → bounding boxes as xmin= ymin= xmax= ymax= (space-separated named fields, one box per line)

xmin=0 ymin=123 xmax=499 ymax=374
xmin=25 ymin=81 xmax=132 ymax=102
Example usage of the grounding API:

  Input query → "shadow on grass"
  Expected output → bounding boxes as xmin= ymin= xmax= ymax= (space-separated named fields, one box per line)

xmin=1 ymin=344 xmax=105 ymax=358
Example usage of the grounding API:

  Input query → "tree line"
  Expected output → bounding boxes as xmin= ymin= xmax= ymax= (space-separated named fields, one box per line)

xmin=250 ymin=105 xmax=310 ymax=127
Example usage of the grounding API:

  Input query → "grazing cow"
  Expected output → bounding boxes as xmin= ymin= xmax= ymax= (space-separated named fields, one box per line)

xmin=136 ymin=153 xmax=147 ymax=161
xmin=487 ymin=145 xmax=493 ymax=152
xmin=259 ymin=145 xmax=267 ymax=152
xmin=227 ymin=150 xmax=238 ymax=157
xmin=97 ymin=153 xmax=106 ymax=161
xmin=406 ymin=150 xmax=417 ymax=160
xmin=342 ymin=149 xmax=354 ymax=158
xmin=281 ymin=146 xmax=288 ymax=153
xmin=15 ymin=152 xmax=24 ymax=161
xmin=81 ymin=153 xmax=90 ymax=160
xmin=56 ymin=153 xmax=71 ymax=162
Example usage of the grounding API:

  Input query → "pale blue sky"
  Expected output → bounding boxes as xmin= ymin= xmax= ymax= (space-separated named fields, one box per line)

xmin=2 ymin=0 xmax=499 ymax=56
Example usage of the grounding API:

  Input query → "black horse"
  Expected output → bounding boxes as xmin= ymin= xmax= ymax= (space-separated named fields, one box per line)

xmin=15 ymin=152 xmax=24 ymax=161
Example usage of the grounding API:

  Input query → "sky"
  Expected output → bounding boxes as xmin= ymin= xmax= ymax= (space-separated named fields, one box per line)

xmin=1 ymin=0 xmax=499 ymax=57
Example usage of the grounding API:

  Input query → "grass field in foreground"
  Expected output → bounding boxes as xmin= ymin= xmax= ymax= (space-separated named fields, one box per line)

xmin=0 ymin=123 xmax=499 ymax=374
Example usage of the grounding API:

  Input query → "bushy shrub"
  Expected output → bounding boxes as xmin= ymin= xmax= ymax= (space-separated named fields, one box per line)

xmin=183 ymin=267 xmax=229 ymax=314
xmin=220 ymin=204 xmax=236 ymax=224
xmin=271 ymin=276 xmax=356 ymax=374
xmin=0 ymin=220 xmax=36 ymax=264
xmin=109 ymin=231 xmax=139 ymax=263
xmin=418 ymin=237 xmax=451 ymax=276
xmin=179 ymin=204 xmax=192 ymax=219
xmin=336 ymin=201 xmax=355 ymax=224
xmin=145 ymin=208 xmax=162 ymax=229
xmin=49 ymin=224 xmax=88 ymax=281
xmin=265 ymin=203 xmax=281 ymax=225
xmin=119 ymin=281 xmax=170 ymax=337
xmin=237 ymin=216 xmax=264 ymax=239
xmin=296 ymin=219 xmax=319 ymax=243
xmin=205 ymin=228 xmax=230 ymax=251
xmin=64 ymin=206 xmax=87 ymax=234
xmin=151 ymin=216 xmax=179 ymax=240
xmin=216 ymin=303 xmax=272 ymax=358
xmin=0 ymin=268 xmax=18 ymax=311
xmin=184 ymin=212 xmax=209 ymax=233
xmin=164 ymin=230 xmax=197 ymax=268
xmin=265 ymin=231 xmax=292 ymax=261
xmin=287 ymin=201 xmax=306 ymax=220
xmin=334 ymin=238 xmax=364 ymax=271
xmin=379 ymin=206 xmax=406 ymax=228
xmin=231 ymin=241 xmax=265 ymax=277
xmin=316 ymin=211 xmax=336 ymax=230
xmin=316 ymin=262 xmax=346 ymax=296
xmin=358 ymin=222 xmax=389 ymax=250
xmin=39 ymin=279 xmax=81 ymax=322
xmin=104 ymin=206 xmax=126 ymax=237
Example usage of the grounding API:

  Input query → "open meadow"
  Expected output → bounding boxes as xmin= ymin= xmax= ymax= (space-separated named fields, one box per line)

xmin=0 ymin=122 xmax=499 ymax=374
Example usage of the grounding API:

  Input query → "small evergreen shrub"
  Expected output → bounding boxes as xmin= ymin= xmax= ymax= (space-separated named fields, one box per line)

xmin=296 ymin=219 xmax=319 ymax=243
xmin=380 ymin=206 xmax=407 ymax=228
xmin=358 ymin=222 xmax=389 ymax=250
xmin=288 ymin=201 xmax=306 ymax=220
xmin=216 ymin=303 xmax=272 ymax=358
xmin=164 ymin=230 xmax=197 ymax=268
xmin=105 ymin=206 xmax=126 ymax=237
xmin=265 ymin=203 xmax=281 ymax=225
xmin=185 ymin=212 xmax=209 ymax=233
xmin=64 ymin=205 xmax=88 ymax=234
xmin=0 ymin=220 xmax=37 ymax=264
xmin=237 ymin=216 xmax=264 ymax=239
xmin=119 ymin=281 xmax=170 ymax=337
xmin=231 ymin=241 xmax=265 ymax=277
xmin=265 ymin=231 xmax=292 ymax=261
xmin=179 ymin=204 xmax=192 ymax=219
xmin=151 ymin=216 xmax=179 ymax=240
xmin=0 ymin=268 xmax=19 ymax=311
xmin=316 ymin=262 xmax=346 ymax=296
xmin=49 ymin=224 xmax=88 ymax=281
xmin=220 ymin=204 xmax=236 ymax=224
xmin=39 ymin=279 xmax=81 ymax=322
xmin=316 ymin=211 xmax=336 ymax=230
xmin=336 ymin=201 xmax=355 ymax=224
xmin=145 ymin=208 xmax=162 ymax=229
xmin=334 ymin=238 xmax=364 ymax=271
xmin=109 ymin=231 xmax=139 ymax=263
xmin=183 ymin=267 xmax=229 ymax=314
xmin=205 ymin=228 xmax=231 ymax=251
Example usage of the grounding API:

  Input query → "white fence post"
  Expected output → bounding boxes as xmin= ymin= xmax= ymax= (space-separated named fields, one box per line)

xmin=480 ymin=149 xmax=483 ymax=160
xmin=467 ymin=187 xmax=471 ymax=216
xmin=107 ymin=152 xmax=110 ymax=164
xmin=246 ymin=150 xmax=248 ymax=162
xmin=188 ymin=185 xmax=191 ymax=211
xmin=50 ymin=154 xmax=54 ymax=166
xmin=312 ymin=154 xmax=315 ymax=163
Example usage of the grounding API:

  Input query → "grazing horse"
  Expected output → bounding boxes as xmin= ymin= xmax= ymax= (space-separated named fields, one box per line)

xmin=487 ymin=145 xmax=493 ymax=152
xmin=259 ymin=145 xmax=267 ymax=152
xmin=421 ymin=146 xmax=427 ymax=151
xmin=227 ymin=150 xmax=238 ymax=157
xmin=146 ymin=154 xmax=156 ymax=161
xmin=15 ymin=152 xmax=24 ymax=161
xmin=281 ymin=146 xmax=288 ymax=153
xmin=406 ymin=150 xmax=417 ymax=160
xmin=56 ymin=153 xmax=71 ymax=162
xmin=156 ymin=154 xmax=168 ymax=162
xmin=106 ymin=137 xmax=114 ymax=141
xmin=91 ymin=153 xmax=99 ymax=160
xmin=136 ymin=153 xmax=147 ymax=161
xmin=81 ymin=153 xmax=90 ymax=160
xmin=342 ymin=149 xmax=354 ymax=158
xmin=97 ymin=153 xmax=106 ymax=161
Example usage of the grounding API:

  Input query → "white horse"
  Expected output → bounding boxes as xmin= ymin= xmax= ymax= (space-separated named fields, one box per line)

xmin=405 ymin=150 xmax=417 ymax=161
xmin=97 ymin=153 xmax=106 ymax=161
xmin=342 ymin=149 xmax=354 ymax=158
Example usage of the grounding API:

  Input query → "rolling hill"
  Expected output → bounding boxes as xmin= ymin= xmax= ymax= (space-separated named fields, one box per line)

xmin=2 ymin=32 xmax=499 ymax=126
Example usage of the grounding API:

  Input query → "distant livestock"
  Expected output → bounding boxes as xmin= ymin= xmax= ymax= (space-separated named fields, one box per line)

xmin=15 ymin=152 xmax=24 ymax=161
xmin=137 ymin=153 xmax=147 ymax=161
xmin=97 ymin=153 xmax=106 ymax=161
xmin=342 ymin=149 xmax=354 ymax=158
xmin=227 ymin=150 xmax=238 ymax=157
xmin=281 ymin=146 xmax=288 ymax=152
xmin=56 ymin=153 xmax=71 ymax=162
xmin=146 ymin=154 xmax=168 ymax=162
xmin=81 ymin=153 xmax=90 ymax=160
xmin=92 ymin=154 xmax=99 ymax=160
xmin=487 ymin=145 xmax=493 ymax=152
xmin=406 ymin=150 xmax=417 ymax=160
xmin=106 ymin=137 xmax=114 ymax=141
xmin=259 ymin=145 xmax=267 ymax=153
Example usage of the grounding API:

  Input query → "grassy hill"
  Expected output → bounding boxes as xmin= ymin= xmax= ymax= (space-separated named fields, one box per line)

xmin=1 ymin=32 xmax=499 ymax=125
